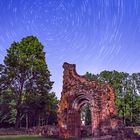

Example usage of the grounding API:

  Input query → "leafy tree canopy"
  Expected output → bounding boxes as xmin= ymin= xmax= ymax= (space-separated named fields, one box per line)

xmin=0 ymin=36 xmax=57 ymax=128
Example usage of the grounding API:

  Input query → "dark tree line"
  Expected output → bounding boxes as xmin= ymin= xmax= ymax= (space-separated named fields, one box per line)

xmin=0 ymin=36 xmax=58 ymax=128
xmin=1 ymin=35 xmax=139 ymax=129
xmin=86 ymin=71 xmax=140 ymax=126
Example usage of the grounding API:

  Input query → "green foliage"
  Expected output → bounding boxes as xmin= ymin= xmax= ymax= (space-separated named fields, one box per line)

xmin=80 ymin=104 xmax=91 ymax=126
xmin=0 ymin=135 xmax=56 ymax=140
xmin=85 ymin=72 xmax=98 ymax=81
xmin=0 ymin=36 xmax=58 ymax=128
xmin=85 ymin=70 xmax=140 ymax=126
xmin=84 ymin=104 xmax=91 ymax=125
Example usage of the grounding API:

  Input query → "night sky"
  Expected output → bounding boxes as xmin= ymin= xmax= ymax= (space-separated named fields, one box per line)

xmin=0 ymin=0 xmax=140 ymax=98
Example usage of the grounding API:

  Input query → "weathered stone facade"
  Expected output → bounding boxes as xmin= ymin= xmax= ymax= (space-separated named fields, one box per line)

xmin=58 ymin=63 xmax=121 ymax=138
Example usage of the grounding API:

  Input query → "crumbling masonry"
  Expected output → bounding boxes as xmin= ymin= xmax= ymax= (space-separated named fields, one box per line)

xmin=57 ymin=63 xmax=140 ymax=139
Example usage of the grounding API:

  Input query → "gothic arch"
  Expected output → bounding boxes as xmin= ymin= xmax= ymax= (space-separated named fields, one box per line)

xmin=57 ymin=63 xmax=121 ymax=138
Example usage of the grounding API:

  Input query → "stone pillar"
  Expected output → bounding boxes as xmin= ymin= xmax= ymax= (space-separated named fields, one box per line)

xmin=91 ymin=99 xmax=101 ymax=137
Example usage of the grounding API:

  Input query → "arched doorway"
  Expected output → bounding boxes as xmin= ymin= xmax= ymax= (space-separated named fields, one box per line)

xmin=72 ymin=94 xmax=92 ymax=138
xmin=58 ymin=63 xmax=121 ymax=138
xmin=80 ymin=103 xmax=92 ymax=137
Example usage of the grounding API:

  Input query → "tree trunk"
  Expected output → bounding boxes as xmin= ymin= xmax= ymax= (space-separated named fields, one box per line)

xmin=15 ymin=110 xmax=21 ymax=129
xmin=26 ymin=114 xmax=28 ymax=129
xmin=38 ymin=114 xmax=40 ymax=126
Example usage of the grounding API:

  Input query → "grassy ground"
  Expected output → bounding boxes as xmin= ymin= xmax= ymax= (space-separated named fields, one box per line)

xmin=0 ymin=130 xmax=140 ymax=140
xmin=0 ymin=135 xmax=57 ymax=140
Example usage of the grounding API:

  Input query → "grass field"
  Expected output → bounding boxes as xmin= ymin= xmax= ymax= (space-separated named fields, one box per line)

xmin=0 ymin=135 xmax=57 ymax=140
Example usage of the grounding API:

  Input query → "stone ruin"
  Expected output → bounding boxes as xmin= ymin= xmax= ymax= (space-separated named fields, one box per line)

xmin=57 ymin=62 xmax=140 ymax=139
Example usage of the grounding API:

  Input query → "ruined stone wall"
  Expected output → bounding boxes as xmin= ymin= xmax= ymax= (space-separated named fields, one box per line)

xmin=58 ymin=63 xmax=121 ymax=138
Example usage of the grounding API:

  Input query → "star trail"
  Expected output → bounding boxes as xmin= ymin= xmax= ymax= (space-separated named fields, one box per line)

xmin=0 ymin=0 xmax=140 ymax=98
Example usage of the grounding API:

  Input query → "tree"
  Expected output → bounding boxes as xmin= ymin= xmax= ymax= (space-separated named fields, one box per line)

xmin=0 ymin=36 xmax=54 ymax=128
xmin=85 ymin=70 xmax=140 ymax=126
xmin=85 ymin=72 xmax=98 ymax=81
